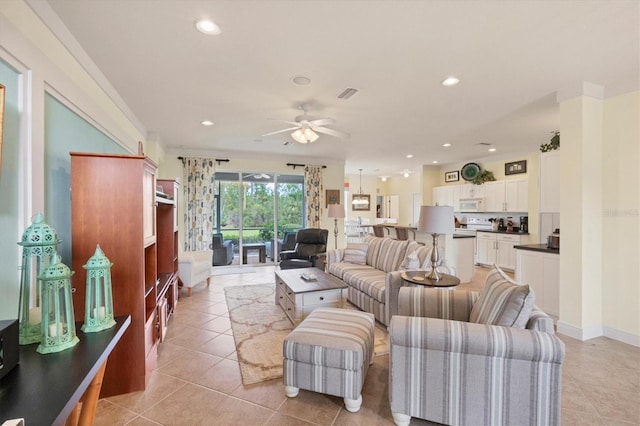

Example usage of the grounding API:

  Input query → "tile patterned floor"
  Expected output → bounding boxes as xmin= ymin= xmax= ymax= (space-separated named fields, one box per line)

xmin=94 ymin=266 xmax=640 ymax=425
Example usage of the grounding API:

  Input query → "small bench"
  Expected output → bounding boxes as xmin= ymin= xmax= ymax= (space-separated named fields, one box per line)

xmin=282 ymin=308 xmax=375 ymax=412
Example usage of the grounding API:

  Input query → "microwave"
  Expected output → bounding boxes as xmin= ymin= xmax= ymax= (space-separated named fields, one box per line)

xmin=459 ymin=198 xmax=485 ymax=212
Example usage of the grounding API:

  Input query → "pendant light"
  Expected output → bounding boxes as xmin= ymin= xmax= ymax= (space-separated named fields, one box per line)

xmin=352 ymin=169 xmax=367 ymax=205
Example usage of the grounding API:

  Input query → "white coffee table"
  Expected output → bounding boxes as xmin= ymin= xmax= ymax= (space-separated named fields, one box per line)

xmin=275 ymin=268 xmax=348 ymax=325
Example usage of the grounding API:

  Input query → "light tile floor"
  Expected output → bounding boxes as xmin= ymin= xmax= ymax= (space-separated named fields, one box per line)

xmin=94 ymin=266 xmax=640 ymax=425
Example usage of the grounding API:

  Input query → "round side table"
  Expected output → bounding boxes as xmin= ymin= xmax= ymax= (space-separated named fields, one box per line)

xmin=400 ymin=270 xmax=461 ymax=288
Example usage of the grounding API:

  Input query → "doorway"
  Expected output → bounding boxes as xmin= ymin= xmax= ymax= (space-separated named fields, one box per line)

xmin=214 ymin=172 xmax=304 ymax=266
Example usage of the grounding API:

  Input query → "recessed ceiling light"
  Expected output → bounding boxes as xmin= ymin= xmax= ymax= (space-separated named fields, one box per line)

xmin=291 ymin=76 xmax=311 ymax=85
xmin=381 ymin=176 xmax=388 ymax=182
xmin=488 ymin=148 xmax=497 ymax=152
xmin=195 ymin=19 xmax=221 ymax=35
xmin=403 ymin=172 xmax=410 ymax=178
xmin=442 ymin=143 xmax=452 ymax=147
xmin=432 ymin=160 xmax=439 ymax=164
xmin=201 ymin=120 xmax=214 ymax=126
xmin=406 ymin=154 xmax=413 ymax=158
xmin=441 ymin=76 xmax=460 ymax=87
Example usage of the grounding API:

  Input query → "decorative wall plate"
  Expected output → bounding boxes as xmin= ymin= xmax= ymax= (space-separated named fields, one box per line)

xmin=461 ymin=162 xmax=481 ymax=181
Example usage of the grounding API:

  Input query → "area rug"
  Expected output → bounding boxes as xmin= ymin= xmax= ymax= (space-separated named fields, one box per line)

xmin=224 ymin=283 xmax=389 ymax=385
xmin=211 ymin=266 xmax=256 ymax=276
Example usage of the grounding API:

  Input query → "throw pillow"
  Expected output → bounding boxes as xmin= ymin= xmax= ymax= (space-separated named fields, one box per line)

xmin=343 ymin=242 xmax=368 ymax=265
xmin=399 ymin=247 xmax=421 ymax=271
xmin=469 ymin=266 xmax=535 ymax=328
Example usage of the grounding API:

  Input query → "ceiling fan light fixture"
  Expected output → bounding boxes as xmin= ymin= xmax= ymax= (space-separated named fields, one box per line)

xmin=291 ymin=128 xmax=319 ymax=144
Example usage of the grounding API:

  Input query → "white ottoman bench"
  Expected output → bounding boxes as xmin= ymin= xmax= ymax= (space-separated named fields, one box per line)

xmin=282 ymin=307 xmax=375 ymax=412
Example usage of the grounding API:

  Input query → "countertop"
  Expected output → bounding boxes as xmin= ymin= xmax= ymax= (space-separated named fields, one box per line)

xmin=514 ymin=243 xmax=559 ymax=254
xmin=475 ymin=230 xmax=530 ymax=235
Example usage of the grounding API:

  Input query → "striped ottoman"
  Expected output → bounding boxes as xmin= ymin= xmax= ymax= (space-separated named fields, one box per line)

xmin=283 ymin=308 xmax=375 ymax=412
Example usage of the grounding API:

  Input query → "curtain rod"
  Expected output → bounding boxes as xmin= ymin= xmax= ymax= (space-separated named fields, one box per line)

xmin=286 ymin=163 xmax=327 ymax=170
xmin=177 ymin=157 xmax=230 ymax=166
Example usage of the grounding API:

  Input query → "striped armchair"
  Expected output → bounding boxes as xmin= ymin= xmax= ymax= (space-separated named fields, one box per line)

xmin=389 ymin=287 xmax=565 ymax=426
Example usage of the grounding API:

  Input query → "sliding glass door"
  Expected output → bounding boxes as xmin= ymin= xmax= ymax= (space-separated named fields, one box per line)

xmin=214 ymin=172 xmax=304 ymax=266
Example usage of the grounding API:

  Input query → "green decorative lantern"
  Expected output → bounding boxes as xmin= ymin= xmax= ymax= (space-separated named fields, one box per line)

xmin=82 ymin=245 xmax=116 ymax=333
xmin=37 ymin=254 xmax=79 ymax=354
xmin=17 ymin=212 xmax=61 ymax=345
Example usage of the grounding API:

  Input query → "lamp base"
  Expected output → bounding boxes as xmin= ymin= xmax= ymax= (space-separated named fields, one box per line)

xmin=333 ymin=218 xmax=339 ymax=250
xmin=426 ymin=233 xmax=442 ymax=281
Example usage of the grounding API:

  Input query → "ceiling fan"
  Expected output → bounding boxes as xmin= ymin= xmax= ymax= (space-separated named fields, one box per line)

xmin=262 ymin=105 xmax=350 ymax=144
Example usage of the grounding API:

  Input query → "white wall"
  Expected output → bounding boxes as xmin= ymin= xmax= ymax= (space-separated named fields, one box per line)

xmin=601 ymin=91 xmax=640 ymax=342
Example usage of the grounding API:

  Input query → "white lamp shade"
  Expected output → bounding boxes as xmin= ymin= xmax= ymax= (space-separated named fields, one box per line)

xmin=417 ymin=205 xmax=455 ymax=234
xmin=328 ymin=204 xmax=345 ymax=218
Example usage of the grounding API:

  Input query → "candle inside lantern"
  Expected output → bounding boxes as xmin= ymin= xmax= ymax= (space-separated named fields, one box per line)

xmin=29 ymin=307 xmax=41 ymax=325
xmin=93 ymin=306 xmax=106 ymax=320
xmin=49 ymin=322 xmax=59 ymax=337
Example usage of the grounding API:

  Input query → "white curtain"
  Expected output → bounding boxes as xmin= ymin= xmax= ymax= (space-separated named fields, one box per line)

xmin=182 ymin=157 xmax=216 ymax=251
xmin=304 ymin=165 xmax=323 ymax=228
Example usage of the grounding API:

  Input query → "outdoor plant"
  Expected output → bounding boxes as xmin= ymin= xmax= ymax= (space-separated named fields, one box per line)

xmin=540 ymin=131 xmax=560 ymax=152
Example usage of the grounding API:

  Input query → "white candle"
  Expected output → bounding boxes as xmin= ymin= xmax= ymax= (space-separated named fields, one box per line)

xmin=29 ymin=307 xmax=41 ymax=325
xmin=49 ymin=322 xmax=58 ymax=337
xmin=93 ymin=306 xmax=106 ymax=320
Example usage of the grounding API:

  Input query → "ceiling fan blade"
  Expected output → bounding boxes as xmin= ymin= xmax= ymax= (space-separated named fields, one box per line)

xmin=267 ymin=118 xmax=301 ymax=126
xmin=261 ymin=126 xmax=299 ymax=137
xmin=311 ymin=126 xmax=350 ymax=139
xmin=308 ymin=117 xmax=335 ymax=126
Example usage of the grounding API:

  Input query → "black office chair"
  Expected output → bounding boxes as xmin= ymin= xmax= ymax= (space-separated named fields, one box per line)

xmin=211 ymin=233 xmax=234 ymax=266
xmin=279 ymin=228 xmax=328 ymax=270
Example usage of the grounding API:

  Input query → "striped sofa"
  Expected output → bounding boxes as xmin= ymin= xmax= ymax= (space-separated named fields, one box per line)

xmin=389 ymin=286 xmax=565 ymax=426
xmin=326 ymin=236 xmax=450 ymax=326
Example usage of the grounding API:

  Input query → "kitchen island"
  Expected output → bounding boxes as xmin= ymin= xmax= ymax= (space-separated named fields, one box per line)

xmin=514 ymin=244 xmax=559 ymax=319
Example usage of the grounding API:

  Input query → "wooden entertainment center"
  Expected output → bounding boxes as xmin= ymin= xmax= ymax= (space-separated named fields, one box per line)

xmin=70 ymin=153 xmax=180 ymax=397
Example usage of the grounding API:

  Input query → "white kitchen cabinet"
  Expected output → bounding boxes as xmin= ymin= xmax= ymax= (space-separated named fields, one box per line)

xmin=483 ymin=179 xmax=528 ymax=212
xmin=459 ymin=183 xmax=485 ymax=199
xmin=476 ymin=232 xmax=497 ymax=265
xmin=539 ymin=151 xmax=560 ymax=212
xmin=505 ymin=179 xmax=528 ymax=212
xmin=484 ymin=181 xmax=505 ymax=212
xmin=432 ymin=185 xmax=460 ymax=210
xmin=476 ymin=232 xmax=527 ymax=271
xmin=515 ymin=249 xmax=559 ymax=318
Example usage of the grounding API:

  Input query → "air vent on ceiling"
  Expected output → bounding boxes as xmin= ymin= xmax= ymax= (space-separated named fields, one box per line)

xmin=477 ymin=142 xmax=492 ymax=146
xmin=337 ymin=87 xmax=359 ymax=100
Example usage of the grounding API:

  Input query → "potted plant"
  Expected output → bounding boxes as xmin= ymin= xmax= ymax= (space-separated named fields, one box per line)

xmin=540 ymin=131 xmax=560 ymax=152
xmin=471 ymin=169 xmax=496 ymax=185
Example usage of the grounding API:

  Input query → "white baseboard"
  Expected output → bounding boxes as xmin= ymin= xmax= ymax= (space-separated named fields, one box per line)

xmin=603 ymin=325 xmax=640 ymax=347
xmin=557 ymin=321 xmax=639 ymax=347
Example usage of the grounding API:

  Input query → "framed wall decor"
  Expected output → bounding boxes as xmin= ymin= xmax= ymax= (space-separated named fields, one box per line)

xmin=445 ymin=170 xmax=459 ymax=182
xmin=505 ymin=160 xmax=527 ymax=175
xmin=326 ymin=189 xmax=340 ymax=207
xmin=352 ymin=194 xmax=370 ymax=211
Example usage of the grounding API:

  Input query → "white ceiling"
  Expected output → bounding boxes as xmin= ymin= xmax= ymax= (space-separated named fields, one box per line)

xmin=38 ymin=0 xmax=638 ymax=176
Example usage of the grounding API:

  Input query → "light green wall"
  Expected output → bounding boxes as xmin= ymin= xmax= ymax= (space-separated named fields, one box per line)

xmin=0 ymin=60 xmax=20 ymax=319
xmin=44 ymin=94 xmax=126 ymax=267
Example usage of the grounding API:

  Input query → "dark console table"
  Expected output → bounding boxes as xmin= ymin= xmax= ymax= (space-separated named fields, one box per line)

xmin=0 ymin=315 xmax=131 ymax=426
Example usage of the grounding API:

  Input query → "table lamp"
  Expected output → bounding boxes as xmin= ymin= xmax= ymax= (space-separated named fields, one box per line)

xmin=418 ymin=205 xmax=454 ymax=281
xmin=327 ymin=204 xmax=345 ymax=249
